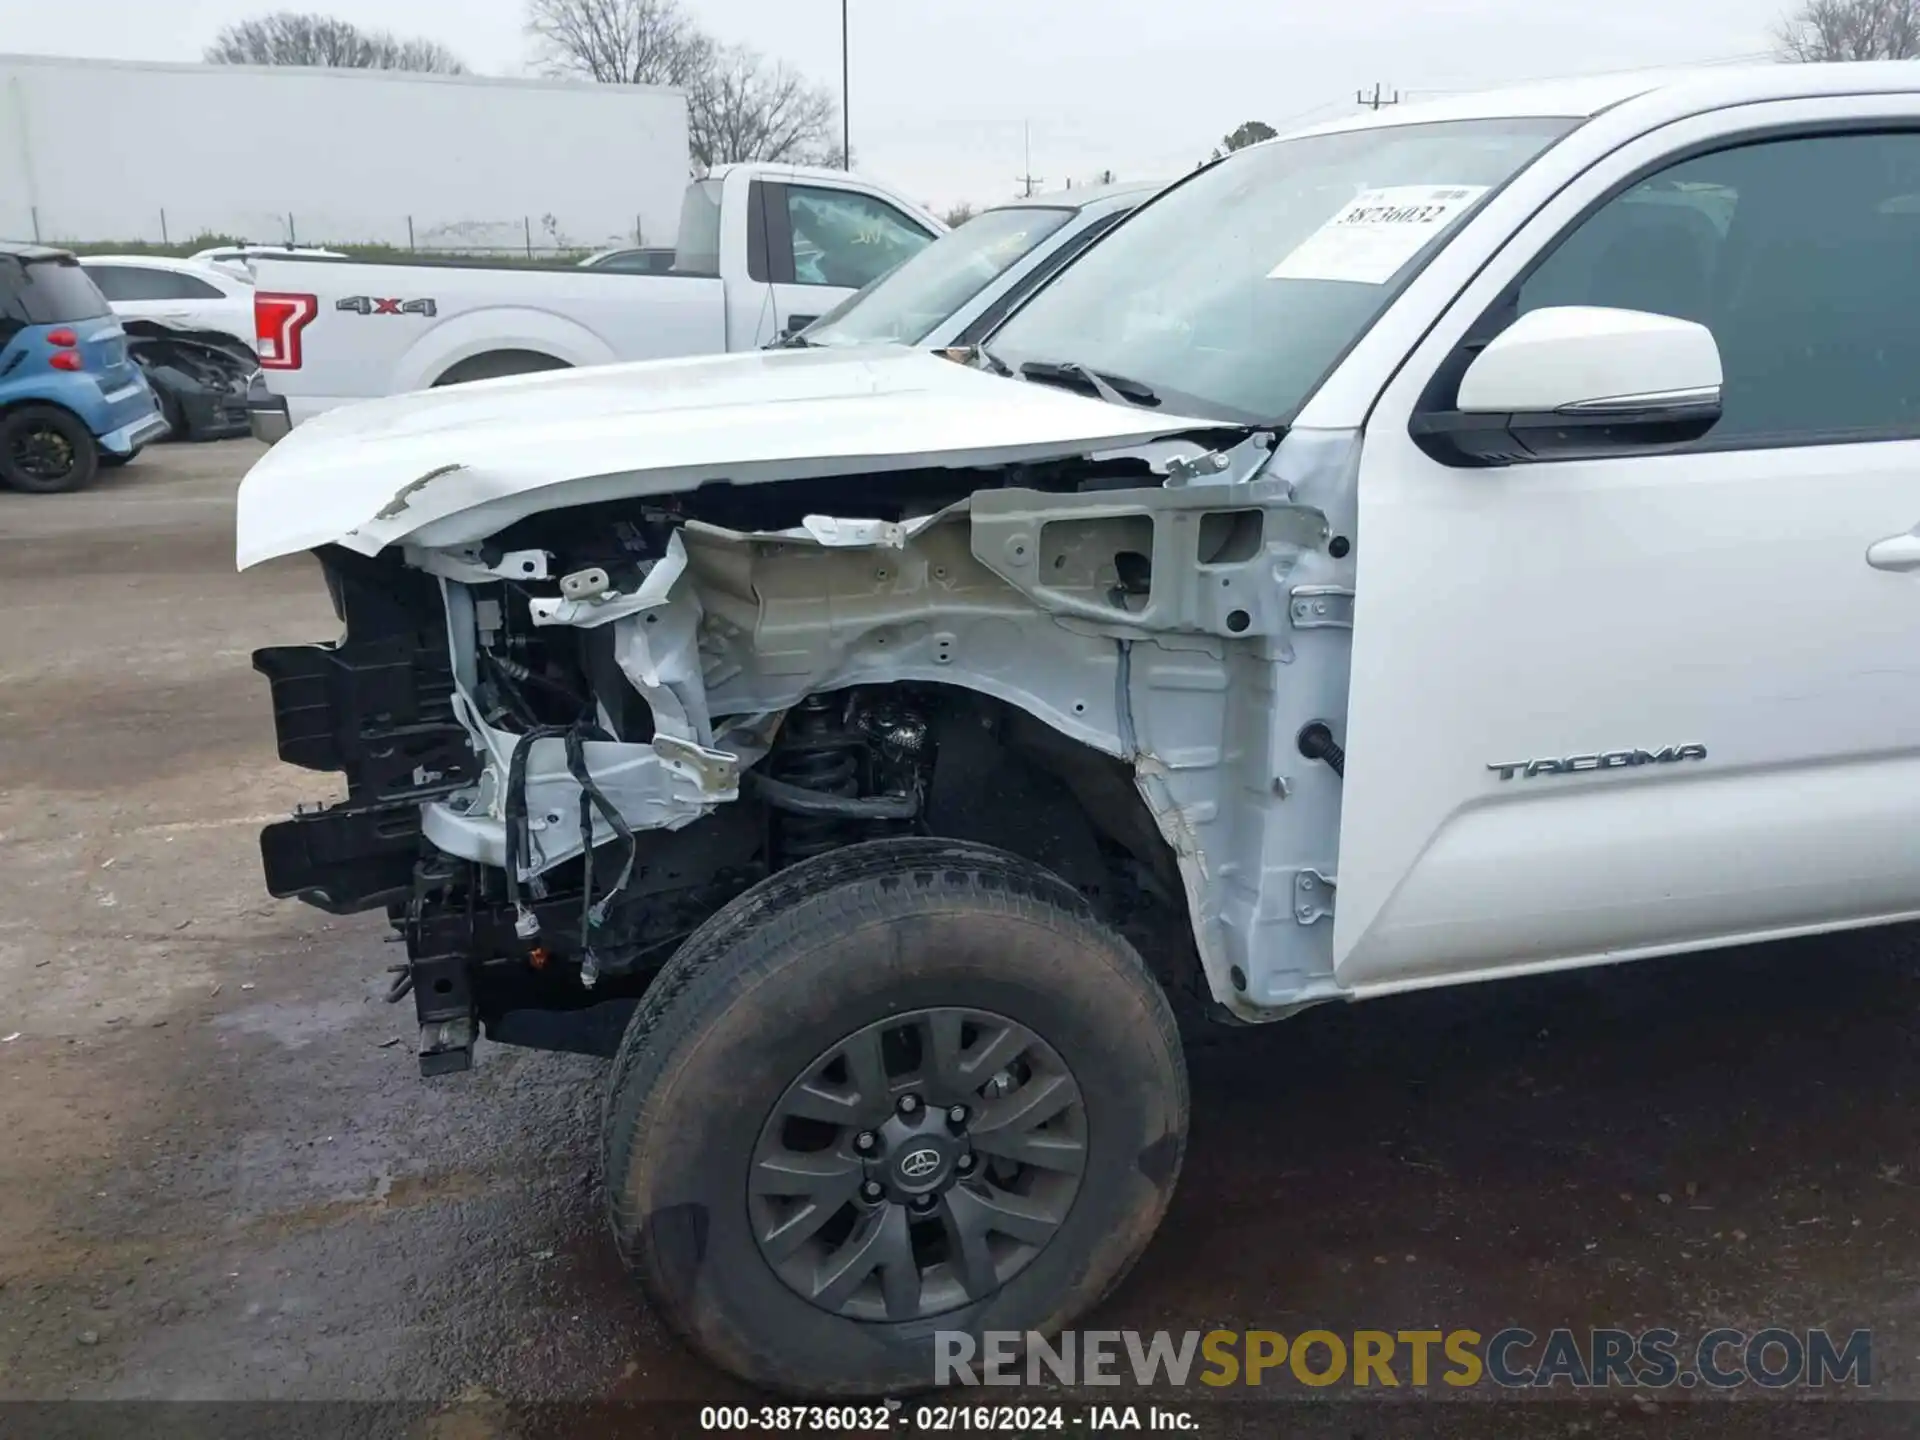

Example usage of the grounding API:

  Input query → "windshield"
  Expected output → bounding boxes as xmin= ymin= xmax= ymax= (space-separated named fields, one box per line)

xmin=987 ymin=118 xmax=1577 ymax=423
xmin=672 ymin=180 xmax=724 ymax=278
xmin=803 ymin=206 xmax=1075 ymax=346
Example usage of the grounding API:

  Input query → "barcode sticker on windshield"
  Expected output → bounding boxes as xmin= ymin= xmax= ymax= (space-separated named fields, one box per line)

xmin=1266 ymin=184 xmax=1490 ymax=285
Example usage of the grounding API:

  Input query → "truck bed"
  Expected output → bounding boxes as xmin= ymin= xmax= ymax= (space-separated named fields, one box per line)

xmin=251 ymin=254 xmax=730 ymax=425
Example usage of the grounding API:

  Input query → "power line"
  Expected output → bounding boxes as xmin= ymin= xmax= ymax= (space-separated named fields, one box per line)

xmin=1399 ymin=49 xmax=1780 ymax=100
xmin=1016 ymin=120 xmax=1044 ymax=198
xmin=1265 ymin=97 xmax=1354 ymax=131
xmin=1165 ymin=49 xmax=1782 ymax=181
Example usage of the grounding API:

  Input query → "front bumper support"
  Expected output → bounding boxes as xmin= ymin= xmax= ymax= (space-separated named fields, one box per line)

xmin=247 ymin=370 xmax=292 ymax=445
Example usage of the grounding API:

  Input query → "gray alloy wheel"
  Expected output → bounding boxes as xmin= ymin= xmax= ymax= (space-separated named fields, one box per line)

xmin=749 ymin=1005 xmax=1086 ymax=1321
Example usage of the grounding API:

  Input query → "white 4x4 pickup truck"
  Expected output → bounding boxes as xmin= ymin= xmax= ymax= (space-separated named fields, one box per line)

xmin=237 ymin=63 xmax=1920 ymax=1395
xmin=246 ymin=162 xmax=942 ymax=436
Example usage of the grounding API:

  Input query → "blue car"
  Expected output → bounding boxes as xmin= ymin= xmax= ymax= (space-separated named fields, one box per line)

xmin=0 ymin=243 xmax=170 ymax=493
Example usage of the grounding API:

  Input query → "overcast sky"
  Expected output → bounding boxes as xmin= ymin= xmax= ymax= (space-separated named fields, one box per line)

xmin=13 ymin=0 xmax=1788 ymax=210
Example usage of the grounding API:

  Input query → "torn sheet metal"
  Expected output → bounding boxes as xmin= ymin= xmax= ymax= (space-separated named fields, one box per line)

xmin=613 ymin=592 xmax=711 ymax=746
xmin=784 ymin=514 xmax=934 ymax=549
xmin=680 ymin=505 xmax=961 ymax=553
xmin=529 ymin=532 xmax=690 ymax=629
xmin=374 ymin=463 xmax=465 ymax=521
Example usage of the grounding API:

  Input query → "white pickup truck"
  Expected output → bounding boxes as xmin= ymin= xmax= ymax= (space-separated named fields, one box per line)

xmin=238 ymin=62 xmax=1920 ymax=1397
xmin=245 ymin=162 xmax=943 ymax=437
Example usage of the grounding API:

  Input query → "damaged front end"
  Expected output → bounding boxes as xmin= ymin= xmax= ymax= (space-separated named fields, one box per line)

xmin=124 ymin=323 xmax=254 ymax=442
xmin=245 ymin=355 xmax=1359 ymax=1073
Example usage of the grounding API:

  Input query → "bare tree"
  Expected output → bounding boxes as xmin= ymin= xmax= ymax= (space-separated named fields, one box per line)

xmin=526 ymin=0 xmax=711 ymax=86
xmin=943 ymin=202 xmax=978 ymax=228
xmin=526 ymin=0 xmax=841 ymax=166
xmin=1776 ymin=0 xmax=1920 ymax=59
xmin=382 ymin=37 xmax=468 ymax=73
xmin=206 ymin=12 xmax=467 ymax=72
xmin=688 ymin=44 xmax=840 ymax=167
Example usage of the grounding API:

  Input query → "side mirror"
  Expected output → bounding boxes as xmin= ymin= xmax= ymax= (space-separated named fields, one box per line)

xmin=1412 ymin=305 xmax=1723 ymax=465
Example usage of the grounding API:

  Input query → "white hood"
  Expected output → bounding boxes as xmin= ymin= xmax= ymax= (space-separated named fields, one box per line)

xmin=235 ymin=345 xmax=1227 ymax=569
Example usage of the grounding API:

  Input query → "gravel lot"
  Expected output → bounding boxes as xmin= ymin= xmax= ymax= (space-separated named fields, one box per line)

xmin=2 ymin=441 xmax=1917 ymax=1436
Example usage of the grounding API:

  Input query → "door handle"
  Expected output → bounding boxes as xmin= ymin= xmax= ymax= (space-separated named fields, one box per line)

xmin=1867 ymin=531 xmax=1920 ymax=572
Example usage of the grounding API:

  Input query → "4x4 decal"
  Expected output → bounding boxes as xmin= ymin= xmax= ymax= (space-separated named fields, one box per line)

xmin=336 ymin=296 xmax=437 ymax=317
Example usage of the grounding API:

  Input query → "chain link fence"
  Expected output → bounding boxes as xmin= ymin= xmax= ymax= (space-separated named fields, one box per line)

xmin=7 ymin=206 xmax=664 ymax=265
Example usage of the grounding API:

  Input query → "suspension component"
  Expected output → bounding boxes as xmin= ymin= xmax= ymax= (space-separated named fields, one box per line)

xmin=769 ymin=695 xmax=863 ymax=863
xmin=747 ymin=772 xmax=919 ymax=819
xmin=759 ymin=692 xmax=930 ymax=866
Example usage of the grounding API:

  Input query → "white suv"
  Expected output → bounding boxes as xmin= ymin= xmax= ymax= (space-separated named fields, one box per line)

xmin=77 ymin=256 xmax=255 ymax=352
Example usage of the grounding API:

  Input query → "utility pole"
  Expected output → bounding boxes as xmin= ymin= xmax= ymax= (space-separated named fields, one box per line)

xmin=1356 ymin=82 xmax=1402 ymax=110
xmin=1015 ymin=121 xmax=1044 ymax=197
xmin=841 ymin=0 xmax=851 ymax=168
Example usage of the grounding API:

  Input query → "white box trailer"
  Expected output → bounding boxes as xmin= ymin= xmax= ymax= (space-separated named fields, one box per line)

xmin=0 ymin=55 xmax=690 ymax=254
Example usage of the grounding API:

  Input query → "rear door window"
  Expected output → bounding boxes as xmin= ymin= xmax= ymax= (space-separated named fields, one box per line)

xmin=82 ymin=265 xmax=140 ymax=302
xmin=86 ymin=265 xmax=226 ymax=302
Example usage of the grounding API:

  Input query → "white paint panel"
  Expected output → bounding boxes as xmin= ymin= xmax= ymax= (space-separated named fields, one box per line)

xmin=233 ymin=344 xmax=1224 ymax=568
xmin=1345 ymin=753 xmax=1920 ymax=985
xmin=1340 ymin=427 xmax=1920 ymax=985
xmin=0 ymin=56 xmax=688 ymax=252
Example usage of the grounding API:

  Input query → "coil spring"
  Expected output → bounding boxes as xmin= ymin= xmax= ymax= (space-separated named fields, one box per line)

xmin=771 ymin=696 xmax=862 ymax=862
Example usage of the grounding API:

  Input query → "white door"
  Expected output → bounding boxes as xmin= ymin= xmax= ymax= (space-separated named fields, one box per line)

xmin=1335 ymin=98 xmax=1920 ymax=992
xmin=766 ymin=182 xmax=938 ymax=342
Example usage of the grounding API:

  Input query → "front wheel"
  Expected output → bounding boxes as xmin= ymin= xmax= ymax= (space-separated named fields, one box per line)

xmin=602 ymin=839 xmax=1188 ymax=1396
xmin=0 ymin=405 xmax=100 ymax=493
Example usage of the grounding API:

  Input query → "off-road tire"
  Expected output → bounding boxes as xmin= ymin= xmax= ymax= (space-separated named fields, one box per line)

xmin=602 ymin=838 xmax=1189 ymax=1396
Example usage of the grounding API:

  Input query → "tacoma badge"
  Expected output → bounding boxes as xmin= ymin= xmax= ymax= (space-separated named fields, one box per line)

xmin=1487 ymin=745 xmax=1707 ymax=782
